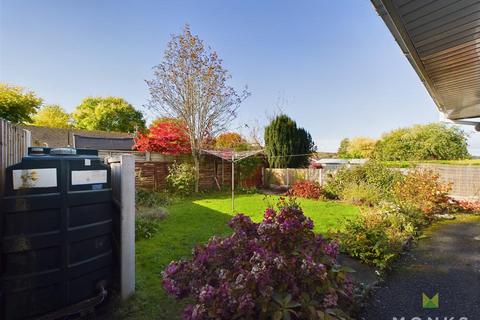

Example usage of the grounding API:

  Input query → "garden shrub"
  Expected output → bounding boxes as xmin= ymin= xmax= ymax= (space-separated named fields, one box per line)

xmin=286 ymin=180 xmax=323 ymax=199
xmin=372 ymin=123 xmax=469 ymax=161
xmin=323 ymin=161 xmax=401 ymax=203
xmin=336 ymin=206 xmax=417 ymax=269
xmin=447 ymin=198 xmax=480 ymax=214
xmin=162 ymin=199 xmax=354 ymax=320
xmin=339 ymin=182 xmax=382 ymax=207
xmin=166 ymin=162 xmax=196 ymax=196
xmin=393 ymin=169 xmax=451 ymax=217
xmin=136 ymin=188 xmax=172 ymax=208
xmin=136 ymin=208 xmax=166 ymax=241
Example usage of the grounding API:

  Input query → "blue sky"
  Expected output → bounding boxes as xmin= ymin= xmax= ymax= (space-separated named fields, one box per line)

xmin=1 ymin=0 xmax=479 ymax=154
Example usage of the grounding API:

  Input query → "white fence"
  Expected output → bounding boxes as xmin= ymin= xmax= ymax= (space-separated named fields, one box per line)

xmin=108 ymin=154 xmax=136 ymax=299
xmin=0 ymin=119 xmax=31 ymax=196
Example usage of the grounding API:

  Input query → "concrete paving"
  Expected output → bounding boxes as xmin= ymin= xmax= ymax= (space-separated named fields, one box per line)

xmin=359 ymin=217 xmax=480 ymax=320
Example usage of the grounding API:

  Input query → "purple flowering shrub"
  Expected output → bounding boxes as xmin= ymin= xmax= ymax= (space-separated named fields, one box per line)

xmin=162 ymin=199 xmax=354 ymax=320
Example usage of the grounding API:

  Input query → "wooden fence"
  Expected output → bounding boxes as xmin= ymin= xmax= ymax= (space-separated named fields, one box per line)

xmin=108 ymin=155 xmax=136 ymax=300
xmin=0 ymin=119 xmax=31 ymax=196
xmin=264 ymin=168 xmax=326 ymax=186
xmin=135 ymin=155 xmax=262 ymax=191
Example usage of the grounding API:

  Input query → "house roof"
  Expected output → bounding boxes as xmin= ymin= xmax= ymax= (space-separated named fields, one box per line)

xmin=74 ymin=134 xmax=134 ymax=150
xmin=371 ymin=0 xmax=480 ymax=122
xmin=20 ymin=125 xmax=133 ymax=148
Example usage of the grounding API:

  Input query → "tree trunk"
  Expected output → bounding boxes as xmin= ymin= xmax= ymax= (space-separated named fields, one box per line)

xmin=192 ymin=152 xmax=200 ymax=193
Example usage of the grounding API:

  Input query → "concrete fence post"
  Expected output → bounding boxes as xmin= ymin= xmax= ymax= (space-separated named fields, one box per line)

xmin=120 ymin=154 xmax=135 ymax=299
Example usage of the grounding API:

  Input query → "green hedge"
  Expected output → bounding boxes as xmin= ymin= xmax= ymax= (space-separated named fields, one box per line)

xmin=382 ymin=159 xmax=480 ymax=168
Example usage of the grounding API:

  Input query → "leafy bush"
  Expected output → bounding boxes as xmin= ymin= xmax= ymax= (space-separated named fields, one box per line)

xmin=447 ymin=198 xmax=480 ymax=214
xmin=393 ymin=169 xmax=451 ymax=217
xmin=324 ymin=161 xmax=401 ymax=202
xmin=336 ymin=206 xmax=417 ymax=269
xmin=136 ymin=188 xmax=172 ymax=208
xmin=286 ymin=180 xmax=323 ymax=199
xmin=134 ymin=118 xmax=190 ymax=154
xmin=372 ymin=123 xmax=469 ymax=161
xmin=136 ymin=208 xmax=166 ymax=241
xmin=166 ymin=162 xmax=196 ymax=196
xmin=162 ymin=199 xmax=354 ymax=320
xmin=337 ymin=137 xmax=377 ymax=159
xmin=339 ymin=182 xmax=382 ymax=207
xmin=237 ymin=156 xmax=263 ymax=186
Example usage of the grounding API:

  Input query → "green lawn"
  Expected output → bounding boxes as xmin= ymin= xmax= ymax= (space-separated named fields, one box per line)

xmin=115 ymin=193 xmax=359 ymax=320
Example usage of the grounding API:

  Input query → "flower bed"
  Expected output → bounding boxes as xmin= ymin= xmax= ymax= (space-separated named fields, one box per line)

xmin=328 ymin=163 xmax=457 ymax=270
xmin=162 ymin=199 xmax=354 ymax=319
xmin=286 ymin=180 xmax=323 ymax=199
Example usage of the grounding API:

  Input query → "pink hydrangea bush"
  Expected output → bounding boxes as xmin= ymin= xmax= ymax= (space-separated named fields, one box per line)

xmin=162 ymin=200 xmax=354 ymax=320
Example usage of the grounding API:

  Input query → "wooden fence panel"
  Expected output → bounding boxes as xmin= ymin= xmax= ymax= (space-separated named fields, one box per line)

xmin=0 ymin=119 xmax=31 ymax=197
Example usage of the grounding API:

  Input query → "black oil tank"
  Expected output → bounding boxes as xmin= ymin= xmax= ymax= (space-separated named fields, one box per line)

xmin=1 ymin=147 xmax=113 ymax=319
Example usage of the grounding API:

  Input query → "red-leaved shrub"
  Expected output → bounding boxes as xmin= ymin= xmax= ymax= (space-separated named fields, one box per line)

xmin=393 ymin=169 xmax=451 ymax=217
xmin=162 ymin=200 xmax=354 ymax=320
xmin=286 ymin=180 xmax=323 ymax=199
xmin=134 ymin=118 xmax=191 ymax=154
xmin=448 ymin=198 xmax=480 ymax=214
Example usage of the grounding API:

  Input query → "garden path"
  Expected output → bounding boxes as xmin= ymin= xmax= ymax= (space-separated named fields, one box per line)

xmin=359 ymin=217 xmax=480 ymax=320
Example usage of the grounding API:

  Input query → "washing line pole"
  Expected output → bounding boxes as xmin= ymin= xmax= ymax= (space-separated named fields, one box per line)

xmin=231 ymin=153 xmax=235 ymax=213
xmin=201 ymin=148 xmax=265 ymax=215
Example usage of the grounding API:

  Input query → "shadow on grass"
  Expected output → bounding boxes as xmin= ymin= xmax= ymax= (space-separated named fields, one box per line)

xmin=111 ymin=199 xmax=234 ymax=320
xmin=109 ymin=193 xmax=359 ymax=320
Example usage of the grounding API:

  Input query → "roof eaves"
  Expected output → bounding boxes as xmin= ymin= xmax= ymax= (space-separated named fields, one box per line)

xmin=371 ymin=0 xmax=447 ymax=116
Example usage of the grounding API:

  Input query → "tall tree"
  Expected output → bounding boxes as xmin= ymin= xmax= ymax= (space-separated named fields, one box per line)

xmin=32 ymin=104 xmax=71 ymax=128
xmin=73 ymin=97 xmax=146 ymax=132
xmin=214 ymin=132 xmax=249 ymax=150
xmin=337 ymin=138 xmax=350 ymax=158
xmin=146 ymin=25 xmax=250 ymax=192
xmin=347 ymin=137 xmax=377 ymax=158
xmin=264 ymin=114 xmax=316 ymax=168
xmin=0 ymin=83 xmax=43 ymax=123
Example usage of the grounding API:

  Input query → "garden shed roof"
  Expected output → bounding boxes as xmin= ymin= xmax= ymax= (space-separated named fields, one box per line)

xmin=371 ymin=0 xmax=480 ymax=122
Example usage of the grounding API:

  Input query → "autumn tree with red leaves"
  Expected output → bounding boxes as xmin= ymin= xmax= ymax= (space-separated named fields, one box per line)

xmin=134 ymin=118 xmax=190 ymax=154
xmin=214 ymin=132 xmax=249 ymax=151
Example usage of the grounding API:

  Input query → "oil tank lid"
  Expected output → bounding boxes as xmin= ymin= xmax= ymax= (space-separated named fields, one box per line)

xmin=50 ymin=147 xmax=77 ymax=155
xmin=29 ymin=147 xmax=48 ymax=155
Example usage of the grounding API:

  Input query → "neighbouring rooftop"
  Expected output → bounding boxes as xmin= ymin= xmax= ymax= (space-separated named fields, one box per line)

xmin=20 ymin=125 xmax=134 ymax=150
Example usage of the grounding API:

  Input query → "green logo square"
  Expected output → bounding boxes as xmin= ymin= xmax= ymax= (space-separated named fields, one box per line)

xmin=422 ymin=293 xmax=439 ymax=309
